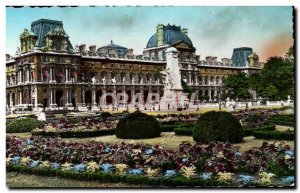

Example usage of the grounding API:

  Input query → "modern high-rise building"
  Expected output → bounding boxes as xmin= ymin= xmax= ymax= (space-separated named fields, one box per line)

xmin=6 ymin=19 xmax=263 ymax=112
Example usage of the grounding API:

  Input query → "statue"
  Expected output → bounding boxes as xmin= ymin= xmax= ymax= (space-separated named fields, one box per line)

xmin=102 ymin=77 xmax=106 ymax=84
xmin=16 ymin=47 xmax=21 ymax=56
xmin=92 ymin=76 xmax=96 ymax=83
xmin=75 ymin=44 xmax=79 ymax=52
xmin=112 ymin=77 xmax=116 ymax=84
xmin=132 ymin=77 xmax=135 ymax=84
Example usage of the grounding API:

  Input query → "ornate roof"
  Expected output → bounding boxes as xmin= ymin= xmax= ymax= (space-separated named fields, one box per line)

xmin=20 ymin=28 xmax=37 ymax=39
xmin=100 ymin=40 xmax=127 ymax=49
xmin=146 ymin=24 xmax=194 ymax=48
xmin=46 ymin=27 xmax=69 ymax=37
xmin=30 ymin=19 xmax=73 ymax=50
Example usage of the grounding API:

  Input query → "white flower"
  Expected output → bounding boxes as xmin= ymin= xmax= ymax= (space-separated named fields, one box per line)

xmin=20 ymin=157 xmax=31 ymax=166
xmin=216 ymin=151 xmax=224 ymax=159
xmin=86 ymin=161 xmax=99 ymax=172
xmin=40 ymin=161 xmax=50 ymax=168
xmin=115 ymin=164 xmax=128 ymax=174
xmin=217 ymin=172 xmax=233 ymax=182
xmin=180 ymin=165 xmax=196 ymax=178
xmin=145 ymin=168 xmax=159 ymax=177
xmin=61 ymin=162 xmax=73 ymax=171
xmin=259 ymin=172 xmax=276 ymax=185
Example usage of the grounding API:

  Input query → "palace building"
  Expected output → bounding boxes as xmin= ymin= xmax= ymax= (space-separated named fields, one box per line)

xmin=6 ymin=19 xmax=263 ymax=112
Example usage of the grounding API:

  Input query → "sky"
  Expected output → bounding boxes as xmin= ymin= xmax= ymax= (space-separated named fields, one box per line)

xmin=6 ymin=6 xmax=293 ymax=62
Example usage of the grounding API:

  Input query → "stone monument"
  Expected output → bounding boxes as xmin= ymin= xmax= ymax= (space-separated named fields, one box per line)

xmin=160 ymin=47 xmax=187 ymax=110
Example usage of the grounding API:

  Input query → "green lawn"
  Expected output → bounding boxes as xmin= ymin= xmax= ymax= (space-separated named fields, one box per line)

xmin=7 ymin=131 xmax=294 ymax=152
xmin=7 ymin=172 xmax=145 ymax=188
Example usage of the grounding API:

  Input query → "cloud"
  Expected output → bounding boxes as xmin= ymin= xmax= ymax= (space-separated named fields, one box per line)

xmin=259 ymin=31 xmax=293 ymax=61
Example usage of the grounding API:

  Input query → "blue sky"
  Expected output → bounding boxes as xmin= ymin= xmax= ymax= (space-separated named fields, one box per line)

xmin=6 ymin=6 xmax=293 ymax=61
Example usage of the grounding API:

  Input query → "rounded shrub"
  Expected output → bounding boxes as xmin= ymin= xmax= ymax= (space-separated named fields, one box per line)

xmin=99 ymin=112 xmax=112 ymax=119
xmin=193 ymin=111 xmax=243 ymax=143
xmin=116 ymin=111 xmax=161 ymax=139
xmin=6 ymin=118 xmax=44 ymax=133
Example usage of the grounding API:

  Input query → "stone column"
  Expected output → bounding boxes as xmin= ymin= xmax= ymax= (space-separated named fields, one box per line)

xmin=65 ymin=67 xmax=68 ymax=82
xmin=208 ymin=88 xmax=212 ymax=101
xmin=188 ymin=71 xmax=192 ymax=84
xmin=27 ymin=68 xmax=30 ymax=82
xmin=195 ymin=73 xmax=198 ymax=85
xmin=113 ymin=86 xmax=117 ymax=108
xmin=19 ymin=90 xmax=23 ymax=105
xmin=82 ymin=89 xmax=86 ymax=107
xmin=92 ymin=87 xmax=96 ymax=107
xmin=131 ymin=87 xmax=135 ymax=108
xmin=123 ymin=87 xmax=126 ymax=107
xmin=49 ymin=67 xmax=53 ymax=82
xmin=140 ymin=87 xmax=144 ymax=108
xmin=50 ymin=89 xmax=53 ymax=105
xmin=214 ymin=89 xmax=218 ymax=100
xmin=102 ymin=87 xmax=106 ymax=107
xmin=9 ymin=93 xmax=13 ymax=107
xmin=53 ymin=89 xmax=56 ymax=107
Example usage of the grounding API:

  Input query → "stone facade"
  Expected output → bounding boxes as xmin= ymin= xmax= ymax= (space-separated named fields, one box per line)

xmin=6 ymin=20 xmax=263 ymax=112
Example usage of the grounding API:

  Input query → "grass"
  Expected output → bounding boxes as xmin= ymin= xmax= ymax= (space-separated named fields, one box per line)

xmin=275 ymin=125 xmax=294 ymax=132
xmin=8 ymin=132 xmax=294 ymax=152
xmin=6 ymin=172 xmax=144 ymax=188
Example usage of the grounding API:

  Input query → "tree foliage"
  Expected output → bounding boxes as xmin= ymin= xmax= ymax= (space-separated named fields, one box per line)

xmin=223 ymin=73 xmax=250 ymax=100
xmin=223 ymin=47 xmax=294 ymax=101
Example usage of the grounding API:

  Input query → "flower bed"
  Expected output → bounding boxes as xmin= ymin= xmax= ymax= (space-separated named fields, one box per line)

xmin=31 ymin=117 xmax=117 ymax=138
xmin=268 ymin=115 xmax=295 ymax=127
xmin=252 ymin=130 xmax=294 ymax=141
xmin=6 ymin=136 xmax=295 ymax=187
xmin=155 ymin=114 xmax=199 ymax=123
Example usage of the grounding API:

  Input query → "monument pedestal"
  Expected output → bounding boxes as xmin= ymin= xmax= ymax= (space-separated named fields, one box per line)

xmin=159 ymin=47 xmax=189 ymax=111
xmin=160 ymin=89 xmax=188 ymax=110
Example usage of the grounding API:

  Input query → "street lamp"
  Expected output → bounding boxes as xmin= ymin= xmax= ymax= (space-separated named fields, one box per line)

xmin=218 ymin=83 xmax=224 ymax=110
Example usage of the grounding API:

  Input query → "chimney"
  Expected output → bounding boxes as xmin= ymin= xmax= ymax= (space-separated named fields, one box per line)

xmin=6 ymin=54 xmax=11 ymax=61
xmin=205 ymin=56 xmax=212 ymax=63
xmin=221 ymin=58 xmax=228 ymax=64
xmin=98 ymin=47 xmax=106 ymax=56
xmin=79 ymin=44 xmax=86 ymax=54
xmin=156 ymin=24 xmax=164 ymax=47
xmin=181 ymin=28 xmax=188 ymax=35
xmin=89 ymin=45 xmax=96 ymax=55
xmin=127 ymin=48 xmax=133 ymax=57
xmin=212 ymin=57 xmax=217 ymax=63
xmin=108 ymin=48 xmax=117 ymax=58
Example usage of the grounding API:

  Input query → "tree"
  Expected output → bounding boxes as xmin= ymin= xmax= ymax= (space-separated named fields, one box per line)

xmin=285 ymin=45 xmax=294 ymax=61
xmin=223 ymin=73 xmax=250 ymax=100
xmin=259 ymin=56 xmax=294 ymax=100
xmin=181 ymin=80 xmax=195 ymax=99
xmin=264 ymin=85 xmax=278 ymax=100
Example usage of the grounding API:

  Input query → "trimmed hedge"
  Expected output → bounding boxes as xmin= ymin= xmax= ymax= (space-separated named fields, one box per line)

xmin=160 ymin=122 xmax=195 ymax=133
xmin=67 ymin=117 xmax=81 ymax=124
xmin=174 ymin=127 xmax=193 ymax=136
xmin=116 ymin=111 xmax=161 ymax=139
xmin=6 ymin=118 xmax=44 ymax=133
xmin=31 ymin=129 xmax=115 ymax=138
xmin=160 ymin=125 xmax=175 ymax=132
xmin=7 ymin=164 xmax=225 ymax=187
xmin=268 ymin=115 xmax=294 ymax=127
xmin=99 ymin=112 xmax=112 ymax=119
xmin=244 ymin=123 xmax=276 ymax=136
xmin=252 ymin=130 xmax=294 ymax=141
xmin=193 ymin=111 xmax=244 ymax=143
